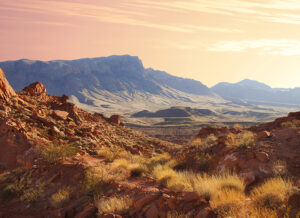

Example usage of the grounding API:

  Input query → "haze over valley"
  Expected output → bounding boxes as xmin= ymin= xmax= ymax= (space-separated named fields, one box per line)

xmin=1 ymin=55 xmax=298 ymax=134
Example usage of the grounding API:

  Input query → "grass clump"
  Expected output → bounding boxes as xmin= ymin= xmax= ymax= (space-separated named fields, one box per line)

xmin=112 ymin=157 xmax=148 ymax=178
xmin=50 ymin=187 xmax=72 ymax=208
xmin=272 ymin=160 xmax=288 ymax=176
xmin=152 ymin=164 xmax=192 ymax=192
xmin=233 ymin=131 xmax=255 ymax=148
xmin=250 ymin=177 xmax=295 ymax=209
xmin=96 ymin=145 xmax=126 ymax=162
xmin=80 ymin=168 xmax=112 ymax=197
xmin=3 ymin=171 xmax=44 ymax=203
xmin=281 ymin=120 xmax=300 ymax=128
xmin=190 ymin=134 xmax=217 ymax=150
xmin=97 ymin=195 xmax=133 ymax=215
xmin=40 ymin=143 xmax=79 ymax=164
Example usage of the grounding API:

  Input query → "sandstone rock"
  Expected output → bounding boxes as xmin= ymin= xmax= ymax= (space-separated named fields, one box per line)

xmin=52 ymin=110 xmax=69 ymax=120
xmin=108 ymin=115 xmax=124 ymax=126
xmin=22 ymin=82 xmax=47 ymax=96
xmin=166 ymin=198 xmax=177 ymax=210
xmin=256 ymin=152 xmax=269 ymax=163
xmin=183 ymin=192 xmax=200 ymax=202
xmin=145 ymin=203 xmax=159 ymax=218
xmin=256 ymin=131 xmax=271 ymax=139
xmin=74 ymin=203 xmax=97 ymax=218
xmin=195 ymin=208 xmax=216 ymax=218
xmin=288 ymin=111 xmax=300 ymax=118
xmin=0 ymin=67 xmax=16 ymax=101
xmin=246 ymin=152 xmax=255 ymax=159
xmin=134 ymin=193 xmax=160 ymax=209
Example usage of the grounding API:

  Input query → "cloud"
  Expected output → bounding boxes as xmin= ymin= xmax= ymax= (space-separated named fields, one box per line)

xmin=208 ymin=39 xmax=300 ymax=56
xmin=0 ymin=0 xmax=243 ymax=33
xmin=130 ymin=0 xmax=300 ymax=25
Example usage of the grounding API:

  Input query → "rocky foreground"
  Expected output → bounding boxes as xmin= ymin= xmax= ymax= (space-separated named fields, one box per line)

xmin=0 ymin=67 xmax=299 ymax=217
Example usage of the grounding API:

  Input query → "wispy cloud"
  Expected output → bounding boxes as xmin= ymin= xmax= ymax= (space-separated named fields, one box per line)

xmin=130 ymin=0 xmax=300 ymax=25
xmin=0 ymin=0 xmax=243 ymax=33
xmin=208 ymin=39 xmax=300 ymax=56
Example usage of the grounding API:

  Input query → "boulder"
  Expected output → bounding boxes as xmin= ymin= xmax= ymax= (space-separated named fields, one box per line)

xmin=134 ymin=193 xmax=160 ymax=209
xmin=52 ymin=110 xmax=69 ymax=120
xmin=256 ymin=131 xmax=271 ymax=139
xmin=183 ymin=192 xmax=200 ymax=202
xmin=256 ymin=152 xmax=269 ymax=163
xmin=108 ymin=115 xmax=124 ymax=126
xmin=145 ymin=203 xmax=159 ymax=218
xmin=0 ymin=67 xmax=16 ymax=101
xmin=22 ymin=82 xmax=47 ymax=96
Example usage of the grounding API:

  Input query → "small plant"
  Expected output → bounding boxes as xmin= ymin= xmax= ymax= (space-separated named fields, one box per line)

xmin=97 ymin=195 xmax=133 ymax=215
xmin=40 ymin=143 xmax=79 ymax=164
xmin=4 ymin=172 xmax=44 ymax=203
xmin=233 ymin=131 xmax=255 ymax=148
xmin=51 ymin=187 xmax=72 ymax=208
xmin=112 ymin=158 xmax=148 ymax=178
xmin=281 ymin=120 xmax=298 ymax=128
xmin=273 ymin=160 xmax=288 ymax=176
xmin=251 ymin=177 xmax=295 ymax=209
xmin=80 ymin=168 xmax=112 ymax=197
xmin=191 ymin=134 xmax=217 ymax=150
xmin=96 ymin=145 xmax=125 ymax=162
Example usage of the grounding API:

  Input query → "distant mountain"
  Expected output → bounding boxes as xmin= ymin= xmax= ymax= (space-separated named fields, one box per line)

xmin=212 ymin=79 xmax=300 ymax=106
xmin=0 ymin=55 xmax=217 ymax=115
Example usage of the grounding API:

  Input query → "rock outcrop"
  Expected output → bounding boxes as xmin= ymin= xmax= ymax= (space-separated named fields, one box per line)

xmin=0 ymin=67 xmax=16 ymax=101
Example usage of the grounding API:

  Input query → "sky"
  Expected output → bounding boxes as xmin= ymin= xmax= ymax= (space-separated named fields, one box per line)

xmin=1 ymin=0 xmax=300 ymax=88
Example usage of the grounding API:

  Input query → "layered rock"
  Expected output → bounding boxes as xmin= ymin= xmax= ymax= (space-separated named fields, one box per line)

xmin=0 ymin=67 xmax=16 ymax=101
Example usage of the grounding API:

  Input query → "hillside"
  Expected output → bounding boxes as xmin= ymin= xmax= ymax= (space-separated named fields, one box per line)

xmin=0 ymin=67 xmax=300 ymax=217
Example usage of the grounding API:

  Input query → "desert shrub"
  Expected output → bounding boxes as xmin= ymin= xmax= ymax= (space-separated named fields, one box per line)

xmin=194 ymin=173 xmax=245 ymax=203
xmin=281 ymin=120 xmax=298 ymax=128
xmin=112 ymin=158 xmax=148 ymax=178
xmin=51 ymin=187 xmax=71 ymax=208
xmin=152 ymin=165 xmax=192 ymax=192
xmin=246 ymin=207 xmax=278 ymax=218
xmin=195 ymin=152 xmax=211 ymax=166
xmin=97 ymin=195 xmax=133 ymax=214
xmin=233 ymin=131 xmax=255 ymax=148
xmin=80 ymin=168 xmax=112 ymax=197
xmin=167 ymin=211 xmax=189 ymax=218
xmin=152 ymin=164 xmax=245 ymax=200
xmin=128 ymin=164 xmax=148 ymax=177
xmin=191 ymin=134 xmax=217 ymax=150
xmin=273 ymin=160 xmax=288 ymax=176
xmin=96 ymin=145 xmax=125 ymax=162
xmin=4 ymin=172 xmax=44 ymax=203
xmin=40 ymin=143 xmax=79 ymax=164
xmin=233 ymin=124 xmax=243 ymax=130
xmin=251 ymin=177 xmax=295 ymax=209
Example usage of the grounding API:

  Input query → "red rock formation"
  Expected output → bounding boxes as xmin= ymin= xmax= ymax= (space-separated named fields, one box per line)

xmin=0 ymin=67 xmax=16 ymax=101
xmin=108 ymin=114 xmax=124 ymax=126
xmin=22 ymin=81 xmax=47 ymax=96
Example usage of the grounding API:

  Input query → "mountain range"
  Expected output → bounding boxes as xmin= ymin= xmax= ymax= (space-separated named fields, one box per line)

xmin=0 ymin=55 xmax=299 ymax=125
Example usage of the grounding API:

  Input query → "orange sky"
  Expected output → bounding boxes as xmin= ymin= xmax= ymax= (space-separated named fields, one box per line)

xmin=1 ymin=0 xmax=300 ymax=88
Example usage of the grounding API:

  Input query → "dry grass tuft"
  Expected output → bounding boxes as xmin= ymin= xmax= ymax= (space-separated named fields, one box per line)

xmin=191 ymin=134 xmax=217 ymax=150
xmin=80 ymin=168 xmax=112 ymax=197
xmin=97 ymin=195 xmax=133 ymax=214
xmin=50 ymin=187 xmax=71 ymax=208
xmin=251 ymin=177 xmax=295 ymax=209
xmin=233 ymin=131 xmax=255 ymax=148
xmin=40 ymin=143 xmax=79 ymax=164
xmin=272 ymin=160 xmax=288 ymax=176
